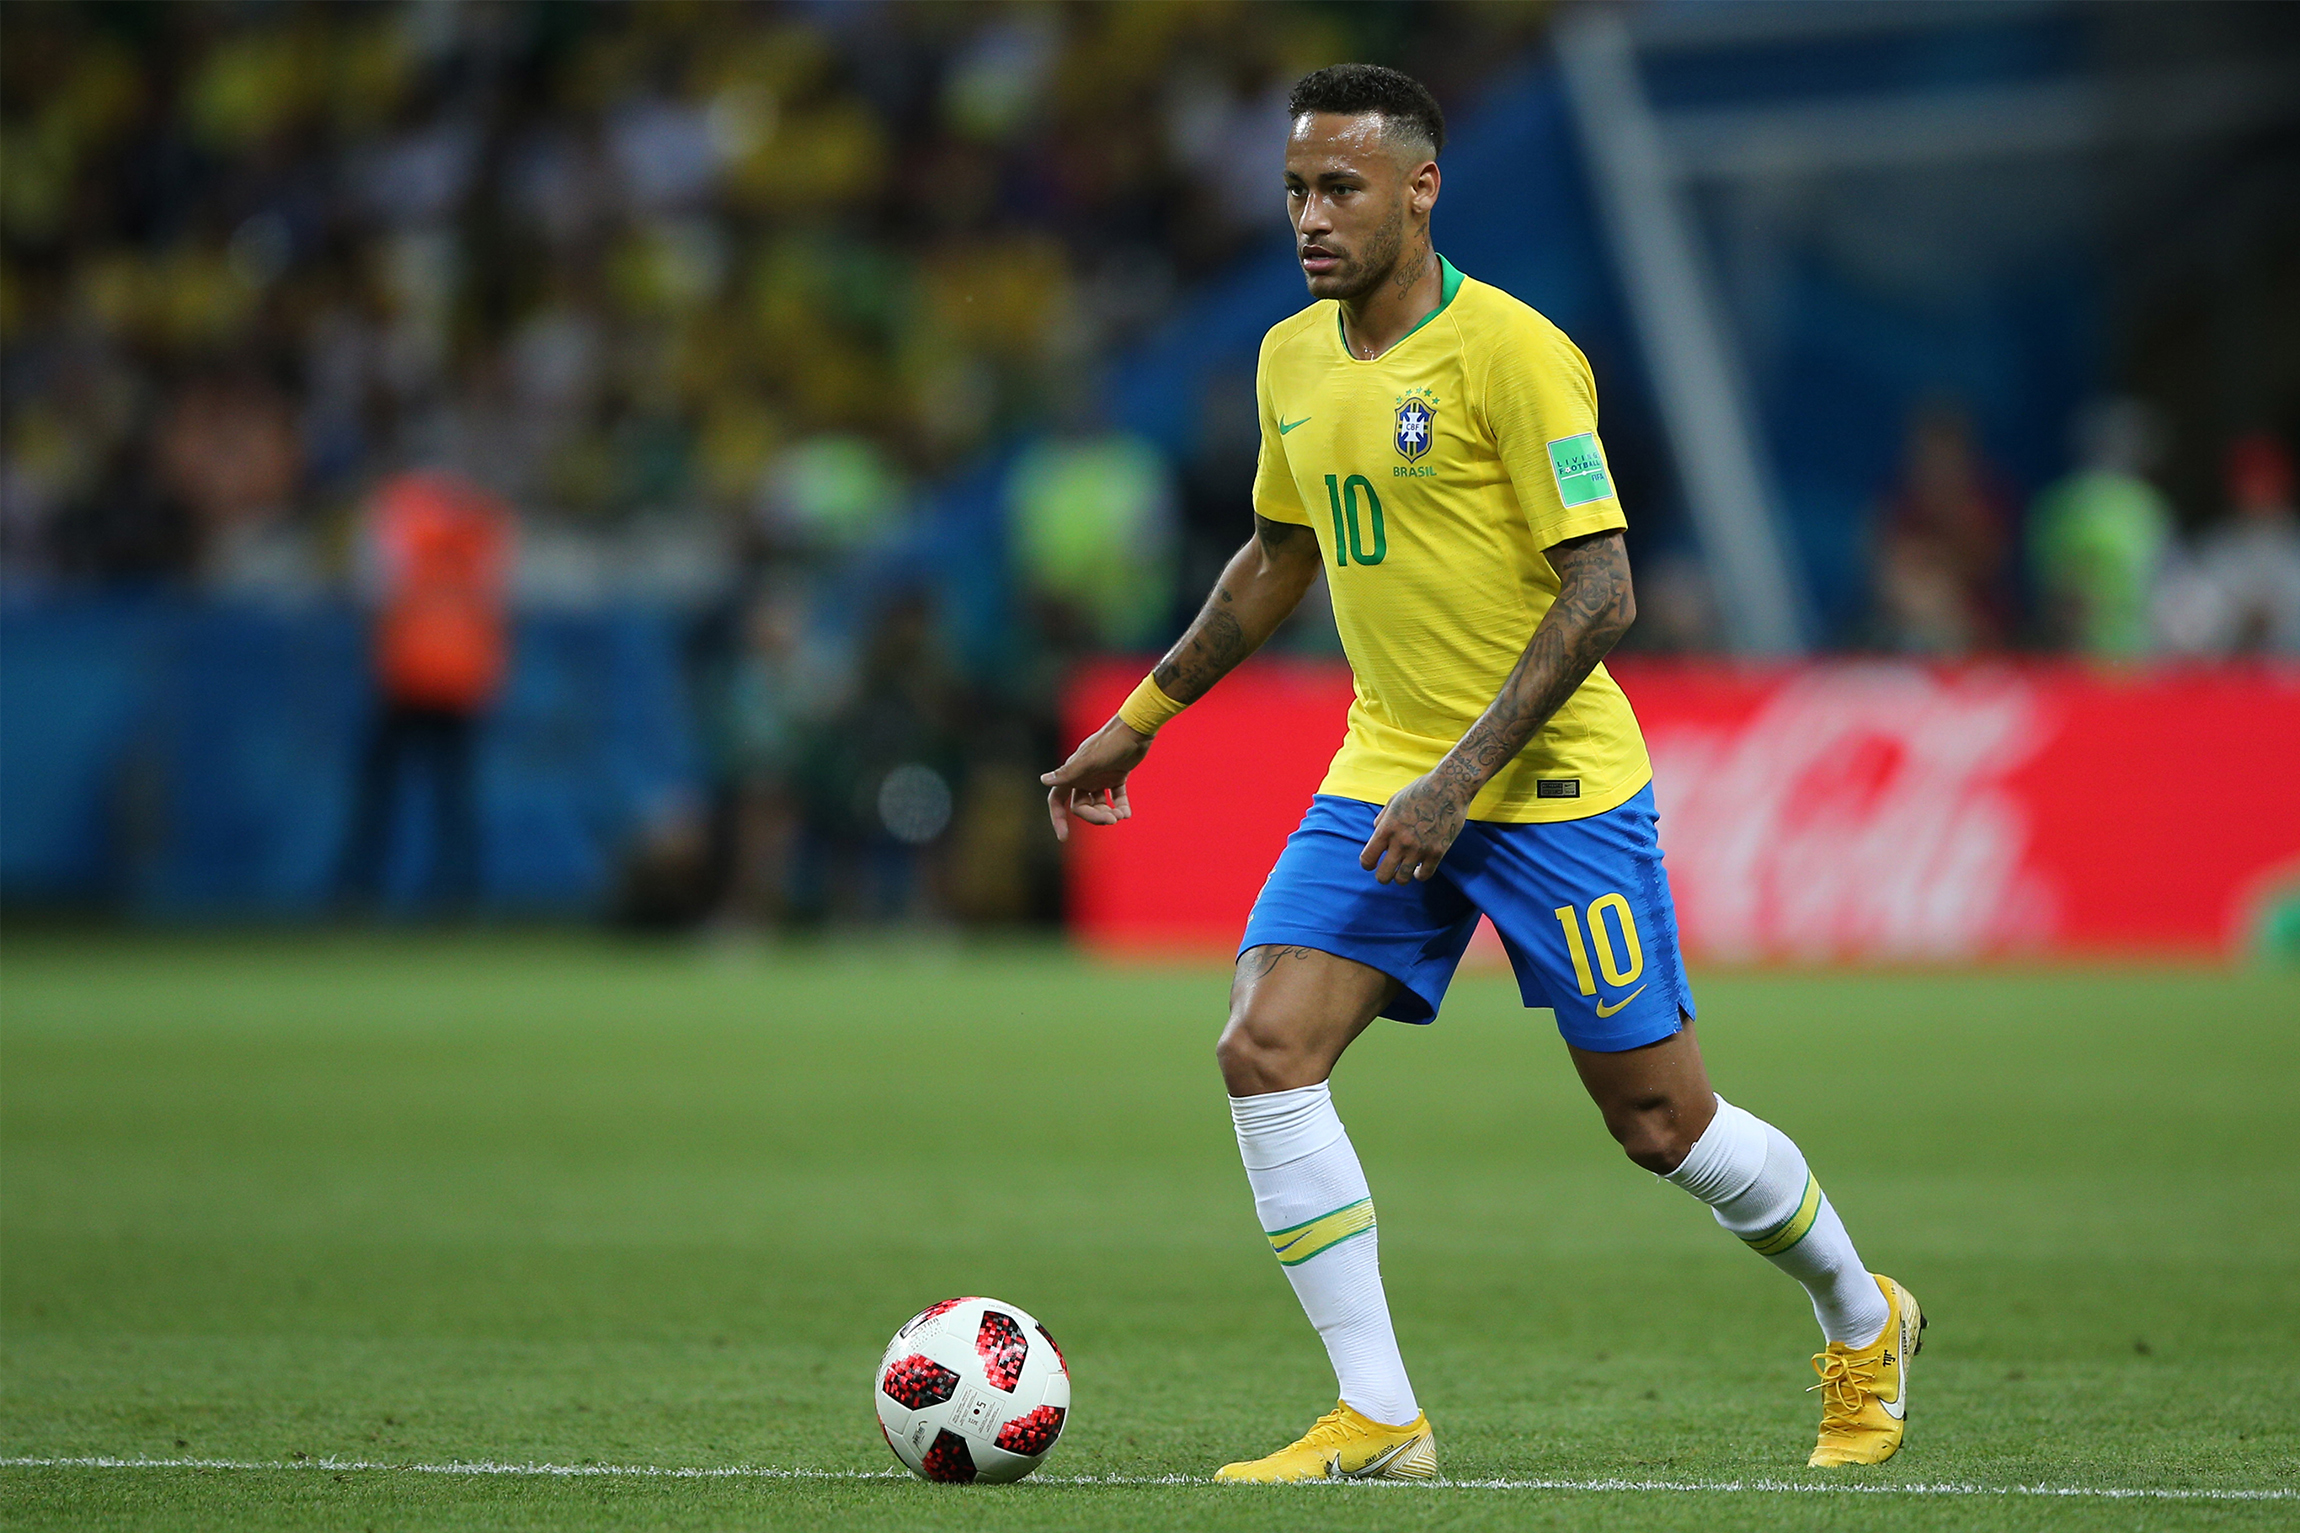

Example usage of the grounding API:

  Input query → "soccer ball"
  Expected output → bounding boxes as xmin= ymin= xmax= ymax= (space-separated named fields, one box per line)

xmin=874 ymin=1296 xmax=1070 ymax=1483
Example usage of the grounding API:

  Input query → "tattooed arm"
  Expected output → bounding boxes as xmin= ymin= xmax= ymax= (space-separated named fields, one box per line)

xmin=1041 ymin=516 xmax=1322 ymax=839
xmin=1359 ymin=529 xmax=1637 ymax=883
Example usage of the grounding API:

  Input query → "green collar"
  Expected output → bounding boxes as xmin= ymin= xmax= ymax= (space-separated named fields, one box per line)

xmin=1338 ymin=254 xmax=1463 ymax=358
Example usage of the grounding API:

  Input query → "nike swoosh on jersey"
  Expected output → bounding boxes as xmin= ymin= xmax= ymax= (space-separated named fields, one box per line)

xmin=1278 ymin=416 xmax=1311 ymax=434
xmin=1593 ymin=984 xmax=1647 ymax=1018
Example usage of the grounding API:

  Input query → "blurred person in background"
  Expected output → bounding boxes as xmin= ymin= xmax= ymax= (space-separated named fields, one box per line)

xmin=2027 ymin=398 xmax=2171 ymax=658
xmin=1867 ymin=403 xmax=2017 ymax=655
xmin=697 ymin=581 xmax=845 ymax=927
xmin=337 ymin=469 xmax=513 ymax=915
xmin=2158 ymin=433 xmax=2300 ymax=656
xmin=801 ymin=588 xmax=962 ymax=923
xmin=155 ymin=365 xmax=316 ymax=598
xmin=1007 ymin=397 xmax=1179 ymax=655
xmin=0 ymin=1 xmax=1605 ymax=929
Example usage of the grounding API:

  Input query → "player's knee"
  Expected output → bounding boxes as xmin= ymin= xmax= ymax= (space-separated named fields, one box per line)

xmin=1215 ymin=1009 xmax=1315 ymax=1096
xmin=1214 ymin=1016 xmax=1277 ymax=1095
xmin=1602 ymin=1097 xmax=1700 ymax=1175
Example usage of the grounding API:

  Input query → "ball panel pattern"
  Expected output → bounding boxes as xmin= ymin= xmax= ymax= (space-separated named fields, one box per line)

xmin=975 ymin=1310 xmax=1027 ymax=1392
xmin=1033 ymin=1322 xmax=1067 ymax=1375
xmin=880 ymin=1354 xmax=960 ymax=1409
xmin=993 ymin=1404 xmax=1066 ymax=1456
xmin=901 ymin=1296 xmax=974 ymax=1337
xmin=920 ymin=1428 xmax=977 ymax=1483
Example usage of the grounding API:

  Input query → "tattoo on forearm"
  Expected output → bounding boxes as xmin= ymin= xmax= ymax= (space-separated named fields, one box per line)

xmin=1152 ymin=518 xmax=1314 ymax=703
xmin=1155 ymin=599 xmax=1248 ymax=702
xmin=1434 ymin=531 xmax=1634 ymax=801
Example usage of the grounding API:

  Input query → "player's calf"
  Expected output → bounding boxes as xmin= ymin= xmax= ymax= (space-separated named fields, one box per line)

xmin=1663 ymin=1093 xmax=1920 ymax=1463
xmin=1226 ymin=1082 xmax=1421 ymax=1439
xmin=1664 ymin=1096 xmax=1890 ymax=1348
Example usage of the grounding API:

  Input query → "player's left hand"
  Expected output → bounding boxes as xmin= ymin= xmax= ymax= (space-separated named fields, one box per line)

xmin=1039 ymin=715 xmax=1153 ymax=842
xmin=1361 ymin=773 xmax=1469 ymax=884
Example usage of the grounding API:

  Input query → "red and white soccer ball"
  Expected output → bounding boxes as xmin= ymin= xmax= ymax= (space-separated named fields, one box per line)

xmin=874 ymin=1296 xmax=1070 ymax=1483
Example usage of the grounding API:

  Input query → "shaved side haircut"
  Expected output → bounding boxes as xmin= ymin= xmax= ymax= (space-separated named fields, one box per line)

xmin=1287 ymin=63 xmax=1447 ymax=163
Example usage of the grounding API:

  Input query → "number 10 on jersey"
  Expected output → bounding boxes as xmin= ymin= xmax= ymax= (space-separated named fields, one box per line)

xmin=1324 ymin=474 xmax=1386 ymax=567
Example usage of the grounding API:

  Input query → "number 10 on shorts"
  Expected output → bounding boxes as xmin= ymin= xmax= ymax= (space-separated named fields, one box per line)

xmin=1554 ymin=894 xmax=1644 ymax=996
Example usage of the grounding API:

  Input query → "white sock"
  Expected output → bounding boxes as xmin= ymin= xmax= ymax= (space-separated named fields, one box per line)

xmin=1230 ymin=1083 xmax=1419 ymax=1426
xmin=1665 ymin=1096 xmax=1890 ymax=1347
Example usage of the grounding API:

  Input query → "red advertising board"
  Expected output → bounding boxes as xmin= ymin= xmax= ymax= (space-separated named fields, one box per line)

xmin=1062 ymin=657 xmax=2300 ymax=962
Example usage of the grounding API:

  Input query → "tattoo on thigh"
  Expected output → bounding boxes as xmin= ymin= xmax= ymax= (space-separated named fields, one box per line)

xmin=1237 ymin=944 xmax=1320 ymax=982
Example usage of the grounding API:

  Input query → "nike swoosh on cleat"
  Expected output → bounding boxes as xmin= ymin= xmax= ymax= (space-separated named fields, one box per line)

xmin=1879 ymin=1297 xmax=1918 ymax=1420
xmin=1342 ymin=1438 xmax=1421 ymax=1479
xmin=1279 ymin=417 xmax=1311 ymax=434
xmin=1594 ymin=984 xmax=1647 ymax=1018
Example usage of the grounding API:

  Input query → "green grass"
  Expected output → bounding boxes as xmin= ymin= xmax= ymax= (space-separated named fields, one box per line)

xmin=2 ymin=932 xmax=2295 ymax=1530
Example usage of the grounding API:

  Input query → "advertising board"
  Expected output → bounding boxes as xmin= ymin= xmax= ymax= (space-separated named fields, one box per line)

xmin=1063 ymin=658 xmax=2300 ymax=962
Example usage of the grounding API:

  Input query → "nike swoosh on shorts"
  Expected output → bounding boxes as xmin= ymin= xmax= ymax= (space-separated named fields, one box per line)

xmin=1594 ymin=984 xmax=1647 ymax=1018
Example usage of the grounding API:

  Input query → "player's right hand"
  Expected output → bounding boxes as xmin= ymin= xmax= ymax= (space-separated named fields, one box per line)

xmin=1039 ymin=717 xmax=1154 ymax=842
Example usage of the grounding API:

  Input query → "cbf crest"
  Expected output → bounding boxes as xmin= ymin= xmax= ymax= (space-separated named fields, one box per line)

xmin=1394 ymin=389 xmax=1438 ymax=461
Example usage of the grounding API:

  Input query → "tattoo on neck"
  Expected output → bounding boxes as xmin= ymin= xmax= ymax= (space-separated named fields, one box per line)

xmin=1392 ymin=245 xmax=1430 ymax=298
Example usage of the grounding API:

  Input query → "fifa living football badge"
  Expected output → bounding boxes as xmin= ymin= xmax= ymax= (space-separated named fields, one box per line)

xmin=1394 ymin=390 xmax=1437 ymax=461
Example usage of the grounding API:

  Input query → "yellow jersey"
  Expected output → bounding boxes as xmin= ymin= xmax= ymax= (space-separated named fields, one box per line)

xmin=1252 ymin=257 xmax=1652 ymax=822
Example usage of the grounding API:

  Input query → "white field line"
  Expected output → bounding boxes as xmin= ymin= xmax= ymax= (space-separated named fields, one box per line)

xmin=0 ymin=1456 xmax=2292 ymax=1502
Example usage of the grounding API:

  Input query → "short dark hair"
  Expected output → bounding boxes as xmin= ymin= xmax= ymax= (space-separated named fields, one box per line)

xmin=1287 ymin=64 xmax=1446 ymax=159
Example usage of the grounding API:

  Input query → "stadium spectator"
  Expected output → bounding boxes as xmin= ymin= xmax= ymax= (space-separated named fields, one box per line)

xmin=2027 ymin=398 xmax=2172 ymax=658
xmin=337 ymin=470 xmax=514 ymax=913
xmin=698 ymin=582 xmax=848 ymax=926
xmin=801 ymin=588 xmax=965 ymax=922
xmin=1867 ymin=403 xmax=2018 ymax=654
xmin=0 ymin=2 xmax=1624 ymax=931
xmin=2158 ymin=433 xmax=2300 ymax=656
xmin=2 ymin=4 xmax=1545 ymax=584
xmin=1008 ymin=414 xmax=1179 ymax=654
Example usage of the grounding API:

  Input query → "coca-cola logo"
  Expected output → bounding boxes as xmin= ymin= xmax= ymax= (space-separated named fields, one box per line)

xmin=1647 ymin=668 xmax=2057 ymax=961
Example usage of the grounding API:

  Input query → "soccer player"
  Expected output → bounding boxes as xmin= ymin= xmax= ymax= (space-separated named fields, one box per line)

xmin=1041 ymin=65 xmax=1923 ymax=1481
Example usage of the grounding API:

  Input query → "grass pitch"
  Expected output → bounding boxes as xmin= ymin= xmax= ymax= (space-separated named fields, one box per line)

xmin=2 ymin=932 xmax=2295 ymax=1530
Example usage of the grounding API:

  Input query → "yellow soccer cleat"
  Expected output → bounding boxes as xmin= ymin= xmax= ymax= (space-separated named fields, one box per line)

xmin=1808 ymin=1273 xmax=1926 ymax=1467
xmin=1213 ymin=1401 xmax=1438 ymax=1483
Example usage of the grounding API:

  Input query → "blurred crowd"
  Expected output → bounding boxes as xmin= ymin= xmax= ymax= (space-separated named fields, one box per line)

xmin=1 ymin=4 xmax=2289 ymax=927
xmin=0 ymin=1 xmax=1546 ymax=927
xmin=1864 ymin=401 xmax=2300 ymax=660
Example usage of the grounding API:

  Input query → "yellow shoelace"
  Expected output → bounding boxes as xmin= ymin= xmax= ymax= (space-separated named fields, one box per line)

xmin=1291 ymin=1405 xmax=1362 ymax=1450
xmin=1807 ymin=1349 xmax=1884 ymax=1428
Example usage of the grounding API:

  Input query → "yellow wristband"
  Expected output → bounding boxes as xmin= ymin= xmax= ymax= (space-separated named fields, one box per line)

xmin=1116 ymin=675 xmax=1188 ymax=737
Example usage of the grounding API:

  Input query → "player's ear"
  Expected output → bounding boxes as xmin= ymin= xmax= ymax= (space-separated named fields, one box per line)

xmin=1408 ymin=159 xmax=1440 ymax=217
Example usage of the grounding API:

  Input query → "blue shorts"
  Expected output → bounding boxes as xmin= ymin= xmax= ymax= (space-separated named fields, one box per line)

xmin=1239 ymin=785 xmax=1695 ymax=1051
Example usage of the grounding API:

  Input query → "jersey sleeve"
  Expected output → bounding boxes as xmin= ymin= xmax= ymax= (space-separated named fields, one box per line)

xmin=1251 ymin=331 xmax=1312 ymax=527
xmin=1479 ymin=320 xmax=1627 ymax=548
